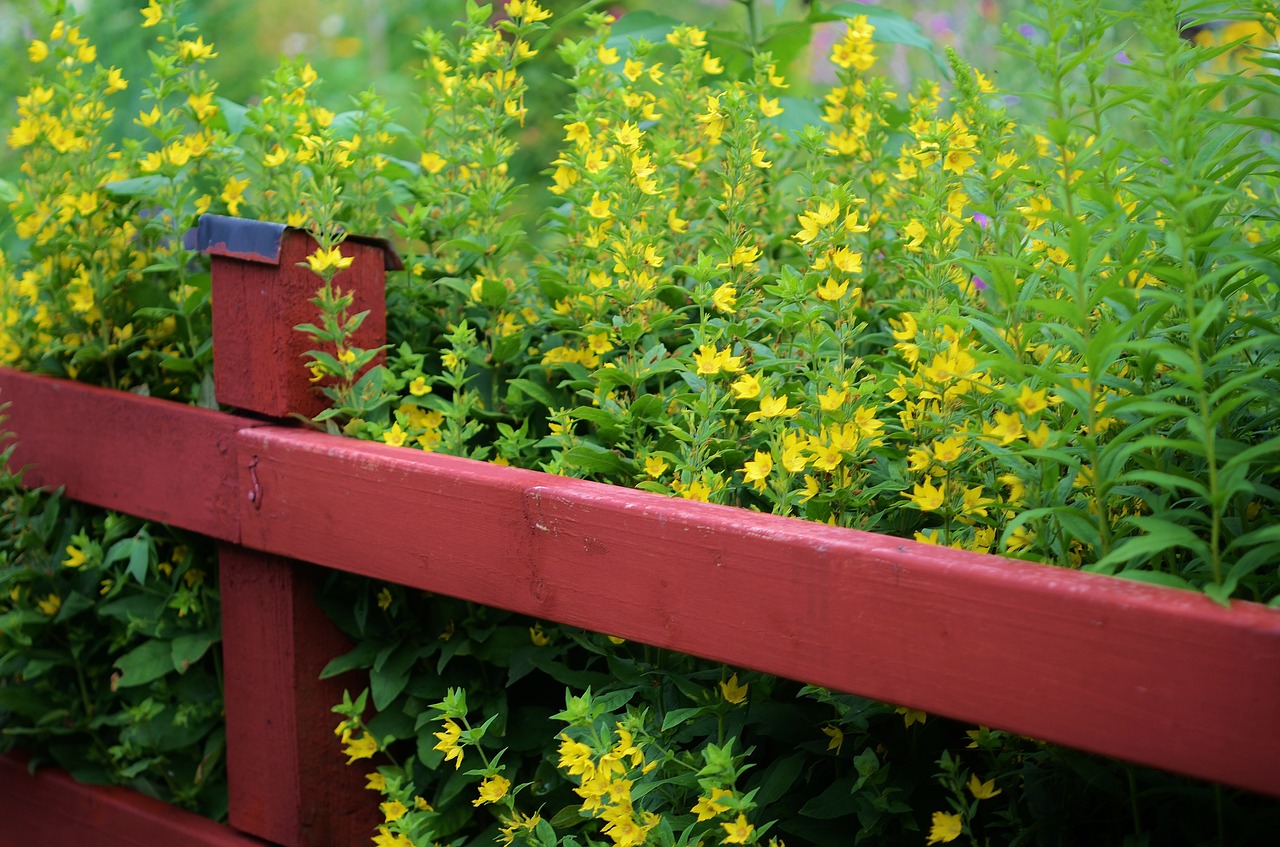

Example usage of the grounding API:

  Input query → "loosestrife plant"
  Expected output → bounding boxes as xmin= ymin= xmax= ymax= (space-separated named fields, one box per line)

xmin=5 ymin=0 xmax=1280 ymax=844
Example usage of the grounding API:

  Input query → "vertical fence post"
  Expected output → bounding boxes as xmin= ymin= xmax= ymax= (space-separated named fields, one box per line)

xmin=199 ymin=216 xmax=399 ymax=846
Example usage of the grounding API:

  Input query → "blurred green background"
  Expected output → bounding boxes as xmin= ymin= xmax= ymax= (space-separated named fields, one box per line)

xmin=0 ymin=1 xmax=1020 ymax=184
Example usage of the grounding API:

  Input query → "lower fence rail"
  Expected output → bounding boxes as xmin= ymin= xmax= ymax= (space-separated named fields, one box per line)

xmin=0 ymin=753 xmax=268 ymax=847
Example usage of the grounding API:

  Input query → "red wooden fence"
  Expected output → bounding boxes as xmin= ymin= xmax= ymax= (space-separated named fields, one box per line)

xmin=2 ymin=216 xmax=1278 ymax=846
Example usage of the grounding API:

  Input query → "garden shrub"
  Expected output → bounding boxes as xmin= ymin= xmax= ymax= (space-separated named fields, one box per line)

xmin=0 ymin=425 xmax=225 ymax=817
xmin=2 ymin=0 xmax=1280 ymax=845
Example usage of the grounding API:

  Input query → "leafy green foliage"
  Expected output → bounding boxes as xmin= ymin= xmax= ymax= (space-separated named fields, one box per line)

xmin=0 ymin=441 xmax=225 ymax=818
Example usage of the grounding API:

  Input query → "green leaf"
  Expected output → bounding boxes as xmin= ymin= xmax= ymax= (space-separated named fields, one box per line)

xmin=606 ymin=11 xmax=680 ymax=51
xmin=114 ymin=639 xmax=173 ymax=688
xmin=102 ymin=175 xmax=173 ymax=201
xmin=321 ymin=640 xmax=383 ymax=679
xmin=660 ymin=706 xmax=710 ymax=732
xmin=1112 ymin=570 xmax=1195 ymax=591
xmin=370 ymin=641 xmax=421 ymax=711
xmin=171 ymin=632 xmax=219 ymax=673
xmin=755 ymin=752 xmax=807 ymax=806
xmin=508 ymin=377 xmax=559 ymax=408
xmin=127 ymin=532 xmax=152 ymax=584
xmin=561 ymin=444 xmax=632 ymax=477
xmin=213 ymin=97 xmax=250 ymax=135
xmin=480 ymin=275 xmax=509 ymax=309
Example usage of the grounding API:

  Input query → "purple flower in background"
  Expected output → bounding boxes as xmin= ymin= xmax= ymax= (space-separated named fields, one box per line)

xmin=1019 ymin=24 xmax=1037 ymax=38
xmin=1116 ymin=50 xmax=1132 ymax=65
xmin=973 ymin=276 xmax=989 ymax=291
xmin=973 ymin=212 xmax=991 ymax=230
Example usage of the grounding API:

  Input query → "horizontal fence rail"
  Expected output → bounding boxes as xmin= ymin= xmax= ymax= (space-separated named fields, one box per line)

xmin=3 ymin=365 xmax=1279 ymax=803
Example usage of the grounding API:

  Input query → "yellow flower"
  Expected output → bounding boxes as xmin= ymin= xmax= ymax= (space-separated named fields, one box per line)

xmin=106 ymin=68 xmax=129 ymax=94
xmin=141 ymin=0 xmax=163 ymax=27
xmin=433 ymin=718 xmax=464 ymax=768
xmin=63 ymin=545 xmax=88 ymax=568
xmin=644 ymin=455 xmax=668 ymax=478
xmin=758 ymin=95 xmax=783 ymax=117
xmin=903 ymin=219 xmax=927 ymax=251
xmin=822 ymin=724 xmax=844 ymax=754
xmin=814 ymin=278 xmax=850 ymax=301
xmin=795 ymin=201 xmax=840 ymax=245
xmin=28 ymin=40 xmax=49 ymax=63
xmin=967 ymin=773 xmax=1002 ymax=800
xmin=712 ymin=283 xmax=738 ymax=313
xmin=931 ymin=437 xmax=965 ymax=464
xmin=719 ymin=244 xmax=761 ymax=268
xmin=897 ymin=706 xmax=927 ymax=727
xmin=692 ymin=787 xmax=733 ymax=821
xmin=564 ymin=121 xmax=591 ymax=145
xmin=344 ymin=733 xmax=378 ymax=763
xmin=746 ymin=395 xmax=798 ymax=422
xmin=372 ymin=827 xmax=411 ymax=847
xmin=473 ymin=774 xmax=511 ymax=806
xmin=36 ymin=593 xmax=61 ymax=616
xmin=741 ymin=450 xmax=773 ymax=491
xmin=926 ymin=811 xmax=963 ymax=844
xmin=597 ymin=45 xmax=619 ymax=65
xmin=693 ymin=344 xmax=744 ymax=376
xmin=731 ymin=373 xmax=761 ymax=400
xmin=817 ymin=387 xmax=848 ymax=411
xmin=1015 ymin=384 xmax=1055 ymax=415
xmin=719 ymin=673 xmax=748 ymax=704
xmin=587 ymin=192 xmax=612 ymax=220
xmin=305 ymin=246 xmax=355 ymax=275
xmin=702 ymin=54 xmax=724 ymax=75
xmin=721 ymin=813 xmax=754 ymax=844
xmin=409 ymin=376 xmax=431 ymax=396
xmin=365 ymin=772 xmax=387 ymax=792
xmin=376 ymin=587 xmax=393 ymax=610
xmin=1005 ymin=525 xmax=1036 ymax=553
xmin=382 ymin=423 xmax=407 ymax=447
xmin=507 ymin=0 xmax=552 ymax=22
xmin=178 ymin=36 xmax=219 ymax=62
xmin=614 ymin=121 xmax=642 ymax=150
xmin=221 ymin=176 xmax=250 ymax=216
xmin=187 ymin=91 xmax=218 ymax=120
xmin=381 ymin=800 xmax=408 ymax=823
xmin=905 ymin=479 xmax=945 ymax=512
xmin=420 ymin=151 xmax=446 ymax=174
xmin=984 ymin=410 xmax=1024 ymax=445
xmin=529 ymin=623 xmax=550 ymax=646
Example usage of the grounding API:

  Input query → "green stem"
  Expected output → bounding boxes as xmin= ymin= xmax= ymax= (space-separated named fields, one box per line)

xmin=739 ymin=0 xmax=762 ymax=50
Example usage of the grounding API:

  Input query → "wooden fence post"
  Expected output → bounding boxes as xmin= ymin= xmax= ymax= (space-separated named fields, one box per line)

xmin=197 ymin=214 xmax=398 ymax=420
xmin=199 ymin=215 xmax=399 ymax=845
xmin=219 ymin=548 xmax=375 ymax=846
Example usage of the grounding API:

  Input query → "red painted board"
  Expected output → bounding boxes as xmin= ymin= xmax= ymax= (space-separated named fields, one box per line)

xmin=0 ymin=752 xmax=268 ymax=847
xmin=210 ymin=229 xmax=387 ymax=421
xmin=236 ymin=426 xmax=1280 ymax=798
xmin=219 ymin=545 xmax=379 ymax=847
xmin=0 ymin=368 xmax=254 ymax=542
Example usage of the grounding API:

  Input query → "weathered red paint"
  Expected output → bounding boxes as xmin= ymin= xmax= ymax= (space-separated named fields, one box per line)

xmin=0 ymin=752 xmax=268 ymax=847
xmin=219 ymin=545 xmax=379 ymax=847
xmin=0 ymin=367 xmax=253 ymax=542
xmin=236 ymin=426 xmax=1280 ymax=798
xmin=207 ymin=224 xmax=390 ymax=420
